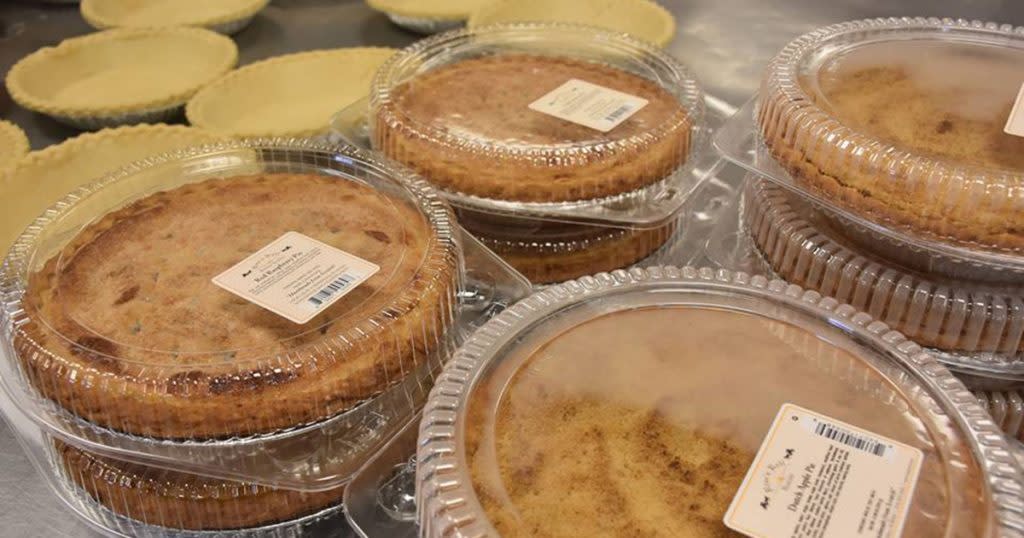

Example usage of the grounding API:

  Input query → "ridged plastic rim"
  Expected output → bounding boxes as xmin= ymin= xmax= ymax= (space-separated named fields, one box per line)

xmin=743 ymin=178 xmax=1024 ymax=372
xmin=972 ymin=388 xmax=1024 ymax=443
xmin=759 ymin=17 xmax=1024 ymax=254
xmin=373 ymin=21 xmax=703 ymax=161
xmin=416 ymin=266 xmax=1024 ymax=537
xmin=1 ymin=136 xmax=459 ymax=369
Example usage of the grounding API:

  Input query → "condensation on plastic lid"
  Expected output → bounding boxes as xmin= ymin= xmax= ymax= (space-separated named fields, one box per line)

xmin=416 ymin=267 xmax=1024 ymax=538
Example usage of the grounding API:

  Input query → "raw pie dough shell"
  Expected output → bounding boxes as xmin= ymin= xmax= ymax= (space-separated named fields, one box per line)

xmin=58 ymin=441 xmax=345 ymax=530
xmin=5 ymin=27 xmax=237 ymax=121
xmin=365 ymin=0 xmax=483 ymax=20
xmin=81 ymin=0 xmax=270 ymax=31
xmin=374 ymin=54 xmax=692 ymax=203
xmin=186 ymin=48 xmax=396 ymax=138
xmin=0 ymin=120 xmax=30 ymax=174
xmin=468 ymin=0 xmax=676 ymax=48
xmin=16 ymin=173 xmax=458 ymax=438
xmin=759 ymin=64 xmax=1024 ymax=253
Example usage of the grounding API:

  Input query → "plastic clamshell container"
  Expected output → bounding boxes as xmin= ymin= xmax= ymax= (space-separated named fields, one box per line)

xmin=0 ymin=387 xmax=350 ymax=537
xmin=713 ymin=17 xmax=1024 ymax=280
xmin=739 ymin=177 xmax=1024 ymax=376
xmin=973 ymin=387 xmax=1024 ymax=444
xmin=365 ymin=22 xmax=708 ymax=227
xmin=0 ymin=138 xmax=532 ymax=490
xmin=417 ymin=267 xmax=1024 ymax=537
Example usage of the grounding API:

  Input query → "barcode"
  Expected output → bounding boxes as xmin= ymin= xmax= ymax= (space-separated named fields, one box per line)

xmin=308 ymin=274 xmax=356 ymax=307
xmin=605 ymin=105 xmax=632 ymax=122
xmin=814 ymin=421 xmax=887 ymax=457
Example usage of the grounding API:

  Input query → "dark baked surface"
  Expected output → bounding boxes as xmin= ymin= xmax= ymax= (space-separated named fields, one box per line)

xmin=18 ymin=172 xmax=458 ymax=438
xmin=375 ymin=54 xmax=692 ymax=202
xmin=760 ymin=66 xmax=1024 ymax=251
xmin=58 ymin=441 xmax=345 ymax=530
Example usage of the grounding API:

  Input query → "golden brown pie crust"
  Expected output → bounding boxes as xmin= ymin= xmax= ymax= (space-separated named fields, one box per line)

xmin=58 ymin=441 xmax=344 ymax=530
xmin=759 ymin=66 xmax=1024 ymax=252
xmin=375 ymin=54 xmax=692 ymax=203
xmin=16 ymin=173 xmax=458 ymax=438
xmin=469 ymin=222 xmax=672 ymax=284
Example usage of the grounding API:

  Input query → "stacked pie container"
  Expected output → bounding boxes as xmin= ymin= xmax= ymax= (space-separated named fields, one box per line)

xmin=710 ymin=17 xmax=1024 ymax=445
xmin=417 ymin=267 xmax=1024 ymax=537
xmin=331 ymin=22 xmax=721 ymax=285
xmin=0 ymin=138 xmax=531 ymax=536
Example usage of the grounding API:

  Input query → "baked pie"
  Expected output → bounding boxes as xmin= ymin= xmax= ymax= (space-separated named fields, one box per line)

xmin=15 ymin=172 xmax=458 ymax=438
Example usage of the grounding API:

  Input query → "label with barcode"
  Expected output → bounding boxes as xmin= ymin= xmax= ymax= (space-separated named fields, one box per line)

xmin=724 ymin=403 xmax=922 ymax=538
xmin=1005 ymin=82 xmax=1024 ymax=137
xmin=212 ymin=231 xmax=379 ymax=324
xmin=528 ymin=78 xmax=648 ymax=132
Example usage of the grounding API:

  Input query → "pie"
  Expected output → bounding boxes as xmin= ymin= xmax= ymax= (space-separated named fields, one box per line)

xmin=15 ymin=172 xmax=458 ymax=438
xmin=374 ymin=53 xmax=693 ymax=203
xmin=759 ymin=36 xmax=1024 ymax=252
xmin=460 ymin=211 xmax=673 ymax=283
xmin=973 ymin=388 xmax=1024 ymax=442
xmin=5 ymin=27 xmax=237 ymax=128
xmin=81 ymin=0 xmax=269 ymax=33
xmin=744 ymin=178 xmax=1024 ymax=354
xmin=467 ymin=0 xmax=676 ymax=48
xmin=465 ymin=307 xmax=989 ymax=537
xmin=186 ymin=48 xmax=396 ymax=138
xmin=58 ymin=441 xmax=344 ymax=530
xmin=365 ymin=0 xmax=484 ymax=21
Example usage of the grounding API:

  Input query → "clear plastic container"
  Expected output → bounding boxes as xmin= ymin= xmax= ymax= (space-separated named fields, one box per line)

xmin=453 ymin=207 xmax=679 ymax=284
xmin=417 ymin=266 xmax=1024 ymax=537
xmin=364 ymin=22 xmax=707 ymax=226
xmin=734 ymin=177 xmax=1024 ymax=375
xmin=973 ymin=387 xmax=1024 ymax=444
xmin=331 ymin=30 xmax=722 ymax=285
xmin=0 ymin=138 xmax=532 ymax=490
xmin=713 ymin=17 xmax=1024 ymax=280
xmin=0 ymin=387 xmax=352 ymax=537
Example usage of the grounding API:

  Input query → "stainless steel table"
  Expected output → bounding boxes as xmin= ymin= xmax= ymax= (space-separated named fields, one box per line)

xmin=1 ymin=0 xmax=1022 ymax=535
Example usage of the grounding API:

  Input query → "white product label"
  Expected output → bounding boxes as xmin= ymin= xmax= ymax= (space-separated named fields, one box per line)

xmin=212 ymin=231 xmax=380 ymax=324
xmin=528 ymin=78 xmax=648 ymax=132
xmin=1005 ymin=82 xmax=1024 ymax=137
xmin=724 ymin=403 xmax=923 ymax=538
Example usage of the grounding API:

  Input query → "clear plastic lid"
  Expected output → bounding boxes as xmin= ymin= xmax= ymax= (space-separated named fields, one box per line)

xmin=418 ymin=267 xmax=1024 ymax=537
xmin=0 ymin=139 xmax=524 ymax=489
xmin=456 ymin=208 xmax=676 ymax=284
xmin=741 ymin=177 xmax=1024 ymax=376
xmin=973 ymin=388 xmax=1024 ymax=444
xmin=368 ymin=22 xmax=707 ymax=226
xmin=716 ymin=18 xmax=1024 ymax=273
xmin=0 ymin=384 xmax=350 ymax=537
xmin=1 ymin=138 xmax=460 ymax=440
